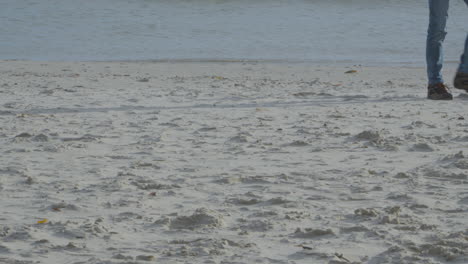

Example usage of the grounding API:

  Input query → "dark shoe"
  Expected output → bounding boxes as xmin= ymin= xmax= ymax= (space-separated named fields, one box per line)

xmin=454 ymin=72 xmax=468 ymax=92
xmin=427 ymin=83 xmax=453 ymax=100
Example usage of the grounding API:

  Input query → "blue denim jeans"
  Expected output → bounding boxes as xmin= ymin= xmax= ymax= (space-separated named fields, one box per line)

xmin=427 ymin=0 xmax=468 ymax=85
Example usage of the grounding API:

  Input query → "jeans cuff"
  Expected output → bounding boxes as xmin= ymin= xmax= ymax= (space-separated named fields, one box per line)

xmin=458 ymin=66 xmax=468 ymax=74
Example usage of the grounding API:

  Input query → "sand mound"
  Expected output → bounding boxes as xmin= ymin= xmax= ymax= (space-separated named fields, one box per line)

xmin=156 ymin=208 xmax=224 ymax=230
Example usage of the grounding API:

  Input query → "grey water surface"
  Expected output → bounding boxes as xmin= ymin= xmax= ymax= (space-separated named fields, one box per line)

xmin=1 ymin=0 xmax=467 ymax=64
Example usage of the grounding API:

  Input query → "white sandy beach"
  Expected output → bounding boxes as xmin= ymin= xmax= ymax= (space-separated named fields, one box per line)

xmin=0 ymin=61 xmax=467 ymax=264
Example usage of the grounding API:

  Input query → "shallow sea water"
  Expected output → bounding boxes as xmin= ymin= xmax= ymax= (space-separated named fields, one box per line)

xmin=1 ymin=0 xmax=467 ymax=64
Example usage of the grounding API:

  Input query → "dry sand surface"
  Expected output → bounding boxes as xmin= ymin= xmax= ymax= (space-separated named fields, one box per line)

xmin=0 ymin=61 xmax=467 ymax=264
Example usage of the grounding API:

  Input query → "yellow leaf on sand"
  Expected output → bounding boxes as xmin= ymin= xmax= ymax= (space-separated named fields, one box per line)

xmin=37 ymin=219 xmax=48 ymax=224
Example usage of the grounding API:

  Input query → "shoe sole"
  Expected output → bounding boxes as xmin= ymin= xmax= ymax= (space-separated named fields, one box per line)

xmin=427 ymin=93 xmax=453 ymax=100
xmin=427 ymin=96 xmax=453 ymax=100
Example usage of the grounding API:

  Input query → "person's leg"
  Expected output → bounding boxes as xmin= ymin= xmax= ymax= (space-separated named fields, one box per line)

xmin=458 ymin=36 xmax=468 ymax=73
xmin=426 ymin=0 xmax=449 ymax=85
xmin=453 ymin=0 xmax=468 ymax=90
xmin=458 ymin=0 xmax=468 ymax=73
xmin=453 ymin=0 xmax=468 ymax=91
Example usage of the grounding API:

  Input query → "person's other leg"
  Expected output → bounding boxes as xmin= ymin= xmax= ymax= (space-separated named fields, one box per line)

xmin=427 ymin=0 xmax=449 ymax=85
xmin=459 ymin=36 xmax=468 ymax=73
xmin=458 ymin=0 xmax=468 ymax=73
xmin=453 ymin=0 xmax=468 ymax=90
